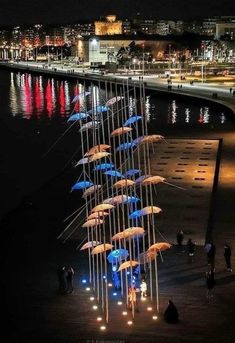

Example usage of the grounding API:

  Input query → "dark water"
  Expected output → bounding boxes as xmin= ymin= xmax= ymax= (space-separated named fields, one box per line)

xmin=0 ymin=69 xmax=233 ymax=217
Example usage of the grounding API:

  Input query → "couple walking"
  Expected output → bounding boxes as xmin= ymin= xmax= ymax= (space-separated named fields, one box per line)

xmin=57 ymin=266 xmax=75 ymax=294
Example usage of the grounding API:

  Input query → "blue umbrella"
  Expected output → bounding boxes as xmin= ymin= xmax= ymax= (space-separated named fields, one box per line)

xmin=107 ymin=249 xmax=129 ymax=263
xmin=67 ymin=112 xmax=89 ymax=122
xmin=128 ymin=210 xmax=142 ymax=219
xmin=116 ymin=142 xmax=137 ymax=152
xmin=94 ymin=163 xmax=114 ymax=171
xmin=71 ymin=91 xmax=90 ymax=103
xmin=125 ymin=169 xmax=141 ymax=177
xmin=71 ymin=181 xmax=93 ymax=191
xmin=132 ymin=136 xmax=145 ymax=145
xmin=104 ymin=170 xmax=124 ymax=178
xmin=123 ymin=196 xmax=140 ymax=204
xmin=88 ymin=105 xmax=108 ymax=114
xmin=123 ymin=116 xmax=142 ymax=126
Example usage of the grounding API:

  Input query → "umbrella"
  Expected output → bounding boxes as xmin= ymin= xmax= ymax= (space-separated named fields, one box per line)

xmin=79 ymin=121 xmax=100 ymax=132
xmin=116 ymin=142 xmax=137 ymax=152
xmin=125 ymin=169 xmax=141 ymax=177
xmin=113 ymin=179 xmax=135 ymax=189
xmin=82 ymin=219 xmax=104 ymax=228
xmin=112 ymin=227 xmax=145 ymax=240
xmin=82 ymin=185 xmax=102 ymax=198
xmin=91 ymin=243 xmax=113 ymax=255
xmin=129 ymin=206 xmax=162 ymax=219
xmin=135 ymin=174 xmax=152 ymax=184
xmin=89 ymin=152 xmax=111 ymax=162
xmin=140 ymin=135 xmax=164 ymax=143
xmin=67 ymin=112 xmax=89 ymax=122
xmin=103 ymin=195 xmax=140 ymax=206
xmin=123 ymin=116 xmax=142 ymax=126
xmin=88 ymin=105 xmax=108 ymax=114
xmin=71 ymin=91 xmax=90 ymax=103
xmin=139 ymin=251 xmax=157 ymax=264
xmin=104 ymin=170 xmax=124 ymax=178
xmin=147 ymin=242 xmax=172 ymax=253
xmin=74 ymin=157 xmax=89 ymax=166
xmin=111 ymin=127 xmax=132 ymax=137
xmin=80 ymin=241 xmax=101 ymax=250
xmin=87 ymin=211 xmax=109 ymax=220
xmin=91 ymin=203 xmax=114 ymax=213
xmin=141 ymin=175 xmax=166 ymax=186
xmin=107 ymin=249 xmax=129 ymax=263
xmin=71 ymin=181 xmax=93 ymax=191
xmin=118 ymin=260 xmax=139 ymax=272
xmin=94 ymin=163 xmax=114 ymax=171
xmin=85 ymin=144 xmax=111 ymax=157
xmin=105 ymin=96 xmax=123 ymax=107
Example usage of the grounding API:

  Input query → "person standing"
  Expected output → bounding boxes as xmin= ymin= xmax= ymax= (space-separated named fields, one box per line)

xmin=224 ymin=244 xmax=232 ymax=272
xmin=207 ymin=243 xmax=216 ymax=271
xmin=206 ymin=268 xmax=215 ymax=299
xmin=164 ymin=300 xmax=179 ymax=323
xmin=176 ymin=230 xmax=184 ymax=246
xmin=57 ymin=266 xmax=67 ymax=294
xmin=187 ymin=238 xmax=195 ymax=263
xmin=66 ymin=266 xmax=75 ymax=293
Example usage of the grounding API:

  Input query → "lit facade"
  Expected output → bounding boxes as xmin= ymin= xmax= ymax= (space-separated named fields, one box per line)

xmin=95 ymin=15 xmax=122 ymax=35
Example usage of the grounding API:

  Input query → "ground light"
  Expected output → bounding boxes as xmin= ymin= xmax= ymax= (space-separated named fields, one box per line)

xmin=100 ymin=326 xmax=106 ymax=331
xmin=97 ymin=317 xmax=102 ymax=322
xmin=82 ymin=279 xmax=87 ymax=284
xmin=147 ymin=307 xmax=152 ymax=311
xmin=122 ymin=311 xmax=128 ymax=316
xmin=117 ymin=301 xmax=122 ymax=305
xmin=127 ymin=320 xmax=133 ymax=326
xmin=108 ymin=283 xmax=112 ymax=287
xmin=86 ymin=287 xmax=91 ymax=291
xmin=152 ymin=315 xmax=158 ymax=320
xmin=89 ymin=296 xmax=95 ymax=301
xmin=113 ymin=292 xmax=117 ymax=296
xmin=92 ymin=305 xmax=98 ymax=310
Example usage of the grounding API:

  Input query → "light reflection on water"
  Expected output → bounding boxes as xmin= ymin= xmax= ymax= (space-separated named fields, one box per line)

xmin=8 ymin=72 xmax=230 ymax=127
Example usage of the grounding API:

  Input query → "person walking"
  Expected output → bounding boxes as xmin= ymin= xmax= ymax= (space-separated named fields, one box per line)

xmin=57 ymin=266 xmax=67 ymax=294
xmin=224 ymin=244 xmax=232 ymax=272
xmin=229 ymin=88 xmax=232 ymax=94
xmin=187 ymin=238 xmax=195 ymax=263
xmin=164 ymin=300 xmax=179 ymax=323
xmin=66 ymin=266 xmax=75 ymax=293
xmin=206 ymin=268 xmax=215 ymax=299
xmin=176 ymin=230 xmax=184 ymax=246
xmin=207 ymin=243 xmax=216 ymax=271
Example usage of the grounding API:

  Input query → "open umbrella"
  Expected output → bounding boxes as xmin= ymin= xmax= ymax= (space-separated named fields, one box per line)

xmin=89 ymin=152 xmax=111 ymax=162
xmin=113 ymin=179 xmax=135 ymax=189
xmin=112 ymin=227 xmax=145 ymax=240
xmin=85 ymin=144 xmax=111 ymax=157
xmin=141 ymin=175 xmax=166 ymax=186
xmin=71 ymin=181 xmax=93 ymax=191
xmin=94 ymin=163 xmax=114 ymax=171
xmin=104 ymin=195 xmax=140 ymax=206
xmin=88 ymin=105 xmax=108 ymax=114
xmin=129 ymin=206 xmax=162 ymax=219
xmin=82 ymin=219 xmax=104 ymax=228
xmin=91 ymin=203 xmax=114 ymax=213
xmin=140 ymin=135 xmax=164 ymax=143
xmin=82 ymin=185 xmax=102 ymax=198
xmin=139 ymin=251 xmax=157 ymax=264
xmin=116 ymin=142 xmax=137 ymax=152
xmin=91 ymin=243 xmax=113 ymax=255
xmin=80 ymin=241 xmax=101 ymax=250
xmin=79 ymin=121 xmax=100 ymax=132
xmin=71 ymin=91 xmax=90 ymax=103
xmin=87 ymin=211 xmax=109 ymax=220
xmin=104 ymin=170 xmax=124 ymax=178
xmin=105 ymin=96 xmax=123 ymax=106
xmin=111 ymin=127 xmax=132 ymax=137
xmin=147 ymin=242 xmax=172 ymax=253
xmin=118 ymin=260 xmax=139 ymax=272
xmin=67 ymin=112 xmax=89 ymax=122
xmin=135 ymin=174 xmax=152 ymax=184
xmin=74 ymin=157 xmax=89 ymax=166
xmin=125 ymin=169 xmax=141 ymax=177
xmin=123 ymin=116 xmax=142 ymax=126
xmin=107 ymin=249 xmax=129 ymax=263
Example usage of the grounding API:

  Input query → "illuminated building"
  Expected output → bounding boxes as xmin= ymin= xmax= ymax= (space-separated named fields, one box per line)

xmin=95 ymin=15 xmax=122 ymax=35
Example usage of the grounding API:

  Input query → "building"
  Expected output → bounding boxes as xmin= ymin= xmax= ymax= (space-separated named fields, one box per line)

xmin=216 ymin=22 xmax=235 ymax=40
xmin=95 ymin=15 xmax=122 ymax=35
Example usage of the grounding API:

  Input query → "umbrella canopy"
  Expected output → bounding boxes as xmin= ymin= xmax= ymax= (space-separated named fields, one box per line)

xmin=74 ymin=157 xmax=89 ymax=166
xmin=139 ymin=251 xmax=157 ymax=264
xmin=94 ymin=163 xmax=114 ymax=171
xmin=123 ymin=115 xmax=142 ymax=126
xmin=140 ymin=135 xmax=164 ymax=143
xmin=71 ymin=91 xmax=90 ymax=103
xmin=85 ymin=144 xmax=111 ymax=157
xmin=105 ymin=96 xmax=123 ymax=107
xmin=129 ymin=206 xmax=162 ymax=219
xmin=89 ymin=152 xmax=111 ymax=162
xmin=118 ymin=260 xmax=139 ymax=272
xmin=125 ymin=169 xmax=141 ymax=177
xmin=91 ymin=203 xmax=114 ymax=213
xmin=67 ymin=112 xmax=89 ymax=122
xmin=71 ymin=181 xmax=93 ymax=191
xmin=88 ymin=105 xmax=108 ymax=114
xmin=113 ymin=179 xmax=135 ymax=189
xmin=79 ymin=121 xmax=100 ymax=132
xmin=104 ymin=170 xmax=124 ymax=178
xmin=148 ymin=242 xmax=172 ymax=253
xmin=135 ymin=174 xmax=152 ymax=184
xmin=107 ymin=249 xmax=129 ymax=263
xmin=82 ymin=185 xmax=102 ymax=198
xmin=141 ymin=175 xmax=166 ymax=186
xmin=82 ymin=219 xmax=104 ymax=228
xmin=91 ymin=243 xmax=113 ymax=255
xmin=87 ymin=211 xmax=109 ymax=220
xmin=116 ymin=142 xmax=137 ymax=152
xmin=80 ymin=241 xmax=101 ymax=250
xmin=103 ymin=195 xmax=140 ymax=206
xmin=111 ymin=127 xmax=132 ymax=137
xmin=112 ymin=227 xmax=145 ymax=240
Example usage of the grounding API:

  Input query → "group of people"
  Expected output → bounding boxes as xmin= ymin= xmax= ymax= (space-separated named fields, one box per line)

xmin=57 ymin=266 xmax=75 ymax=294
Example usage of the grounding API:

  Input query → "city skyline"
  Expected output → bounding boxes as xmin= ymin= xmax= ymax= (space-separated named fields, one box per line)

xmin=1 ymin=0 xmax=235 ymax=26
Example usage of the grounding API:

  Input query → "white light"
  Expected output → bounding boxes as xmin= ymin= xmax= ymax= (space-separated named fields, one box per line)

xmin=147 ymin=307 xmax=152 ymax=311
xmin=113 ymin=292 xmax=117 ymax=296
xmin=152 ymin=315 xmax=158 ymax=320
xmin=117 ymin=301 xmax=122 ymax=305
xmin=82 ymin=279 xmax=87 ymax=284
xmin=89 ymin=297 xmax=95 ymax=301
xmin=92 ymin=305 xmax=98 ymax=310
xmin=141 ymin=297 xmax=146 ymax=301
xmin=127 ymin=320 xmax=133 ymax=325
xmin=108 ymin=283 xmax=112 ymax=287
xmin=86 ymin=287 xmax=91 ymax=291
xmin=122 ymin=311 xmax=127 ymax=316
xmin=100 ymin=325 xmax=106 ymax=331
xmin=97 ymin=317 xmax=102 ymax=322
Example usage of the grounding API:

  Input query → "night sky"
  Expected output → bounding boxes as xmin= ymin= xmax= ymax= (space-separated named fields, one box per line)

xmin=0 ymin=0 xmax=235 ymax=26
